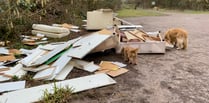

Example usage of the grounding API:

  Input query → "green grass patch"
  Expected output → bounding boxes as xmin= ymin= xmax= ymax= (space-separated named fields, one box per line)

xmin=160 ymin=9 xmax=209 ymax=14
xmin=37 ymin=83 xmax=74 ymax=103
xmin=117 ymin=9 xmax=165 ymax=18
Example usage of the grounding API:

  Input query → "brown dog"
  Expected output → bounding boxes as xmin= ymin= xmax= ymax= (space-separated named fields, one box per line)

xmin=122 ymin=46 xmax=138 ymax=65
xmin=164 ymin=28 xmax=188 ymax=49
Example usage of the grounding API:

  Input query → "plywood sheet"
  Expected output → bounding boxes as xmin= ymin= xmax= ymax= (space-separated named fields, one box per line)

xmin=67 ymin=33 xmax=110 ymax=59
xmin=0 ymin=73 xmax=116 ymax=103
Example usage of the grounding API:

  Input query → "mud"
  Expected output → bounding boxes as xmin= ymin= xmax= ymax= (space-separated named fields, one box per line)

xmin=70 ymin=12 xmax=209 ymax=103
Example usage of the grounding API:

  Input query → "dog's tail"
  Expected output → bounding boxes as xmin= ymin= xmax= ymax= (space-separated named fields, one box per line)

xmin=183 ymin=38 xmax=188 ymax=49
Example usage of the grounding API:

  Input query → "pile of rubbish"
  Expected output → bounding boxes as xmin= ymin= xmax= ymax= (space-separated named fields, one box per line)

xmin=0 ymin=9 xmax=174 ymax=103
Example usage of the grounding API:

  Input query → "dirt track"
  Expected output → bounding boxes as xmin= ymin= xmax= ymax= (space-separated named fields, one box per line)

xmin=70 ymin=12 xmax=209 ymax=103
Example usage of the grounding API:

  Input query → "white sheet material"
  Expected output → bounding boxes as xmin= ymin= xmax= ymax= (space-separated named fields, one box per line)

xmin=67 ymin=33 xmax=110 ymax=59
xmin=0 ymin=81 xmax=26 ymax=93
xmin=32 ymin=24 xmax=69 ymax=33
xmin=71 ymin=59 xmax=100 ymax=72
xmin=55 ymin=63 xmax=74 ymax=80
xmin=0 ymin=73 xmax=116 ymax=103
xmin=3 ymin=63 xmax=27 ymax=78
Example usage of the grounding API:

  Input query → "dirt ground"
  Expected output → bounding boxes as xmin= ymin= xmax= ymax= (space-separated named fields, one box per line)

xmin=67 ymin=12 xmax=209 ymax=103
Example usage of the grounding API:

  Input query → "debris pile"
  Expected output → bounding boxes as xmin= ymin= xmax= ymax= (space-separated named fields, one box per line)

xmin=0 ymin=9 xmax=174 ymax=103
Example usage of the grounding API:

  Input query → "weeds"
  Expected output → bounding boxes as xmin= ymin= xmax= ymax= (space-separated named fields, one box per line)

xmin=38 ymin=83 xmax=74 ymax=103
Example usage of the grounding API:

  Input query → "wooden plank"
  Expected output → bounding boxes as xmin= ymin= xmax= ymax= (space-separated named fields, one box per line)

xmin=22 ymin=65 xmax=50 ymax=72
xmin=0 ymin=47 xmax=9 ymax=55
xmin=55 ymin=63 xmax=74 ymax=80
xmin=32 ymin=30 xmax=69 ymax=38
xmin=33 ymin=67 xmax=55 ymax=80
xmin=0 ymin=73 xmax=116 ymax=103
xmin=0 ymin=66 xmax=10 ymax=72
xmin=46 ymin=53 xmax=72 ymax=80
xmin=67 ymin=33 xmax=110 ymax=59
xmin=3 ymin=63 xmax=27 ymax=78
xmin=0 ymin=76 xmax=10 ymax=82
xmin=32 ymin=37 xmax=81 ymax=66
xmin=20 ymin=47 xmax=46 ymax=67
xmin=71 ymin=59 xmax=100 ymax=72
xmin=124 ymin=31 xmax=138 ymax=40
xmin=0 ymin=81 xmax=25 ymax=93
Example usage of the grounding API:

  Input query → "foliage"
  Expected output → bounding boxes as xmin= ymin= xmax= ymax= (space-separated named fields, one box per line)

xmin=38 ymin=83 xmax=74 ymax=103
xmin=125 ymin=0 xmax=209 ymax=10
xmin=0 ymin=0 xmax=122 ymax=46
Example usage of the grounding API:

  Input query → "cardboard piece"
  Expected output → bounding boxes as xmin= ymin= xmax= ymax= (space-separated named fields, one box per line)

xmin=99 ymin=61 xmax=120 ymax=71
xmin=107 ymin=68 xmax=129 ymax=77
xmin=0 ymin=73 xmax=116 ymax=103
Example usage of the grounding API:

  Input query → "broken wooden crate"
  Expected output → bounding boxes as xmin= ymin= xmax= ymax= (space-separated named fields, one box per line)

xmin=115 ymin=29 xmax=165 ymax=54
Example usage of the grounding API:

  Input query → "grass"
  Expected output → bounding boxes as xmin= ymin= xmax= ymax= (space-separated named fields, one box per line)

xmin=160 ymin=9 xmax=209 ymax=14
xmin=37 ymin=83 xmax=74 ymax=103
xmin=117 ymin=8 xmax=165 ymax=18
xmin=117 ymin=8 xmax=209 ymax=18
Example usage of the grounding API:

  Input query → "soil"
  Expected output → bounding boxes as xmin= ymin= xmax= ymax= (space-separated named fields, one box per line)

xmin=67 ymin=12 xmax=209 ymax=103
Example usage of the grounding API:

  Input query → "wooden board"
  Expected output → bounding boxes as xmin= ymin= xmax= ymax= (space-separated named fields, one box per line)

xmin=55 ymin=63 xmax=74 ymax=80
xmin=33 ymin=67 xmax=55 ymax=80
xmin=67 ymin=33 xmax=110 ymax=59
xmin=32 ymin=37 xmax=81 ymax=66
xmin=124 ymin=31 xmax=138 ymax=40
xmin=71 ymin=59 xmax=100 ymax=72
xmin=0 ymin=81 xmax=25 ymax=93
xmin=0 ymin=73 xmax=116 ymax=103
